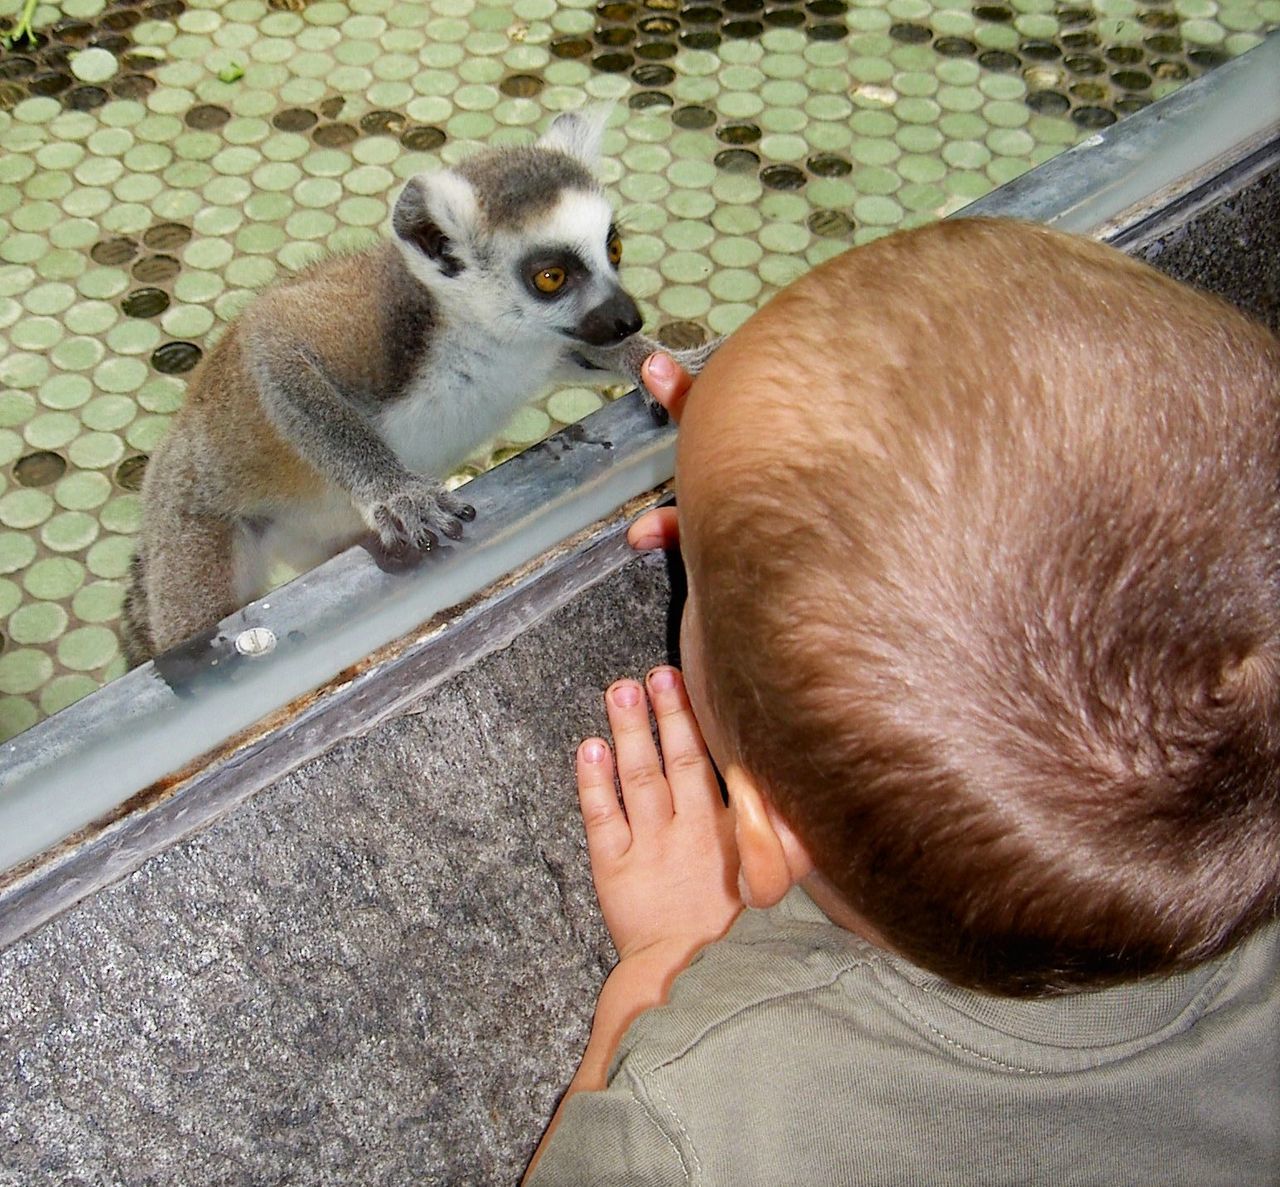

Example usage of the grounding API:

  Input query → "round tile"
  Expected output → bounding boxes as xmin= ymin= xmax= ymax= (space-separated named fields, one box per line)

xmin=39 ymin=674 xmax=100 ymax=717
xmin=58 ymin=625 xmax=120 ymax=672
xmin=22 ymin=556 xmax=86 ymax=600
xmin=0 ymin=649 xmax=54 ymax=696
xmin=547 ymin=388 xmax=604 ymax=423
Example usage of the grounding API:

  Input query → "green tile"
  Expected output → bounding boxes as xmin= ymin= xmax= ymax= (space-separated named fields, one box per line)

xmin=106 ymin=320 xmax=163 ymax=357
xmin=174 ymin=270 xmax=227 ymax=304
xmin=656 ymin=284 xmax=712 ymax=319
xmin=57 ymin=624 xmax=120 ymax=672
xmin=68 ymin=433 xmax=126 ymax=472
xmin=0 ymin=649 xmax=54 ymax=696
xmin=225 ymin=257 xmax=278 ymax=288
xmin=92 ymin=357 xmax=149 ymax=395
xmin=0 ymin=489 xmax=54 ymax=531
xmin=0 ymin=530 xmax=37 ymax=575
xmin=86 ymin=535 xmax=135 ymax=580
xmin=79 ymin=395 xmax=137 ymax=433
xmin=9 ymin=317 xmax=63 ymax=353
xmin=99 ymin=495 xmax=142 ymax=535
xmin=25 ymin=412 xmax=80 ymax=451
xmin=22 ymin=557 xmax=86 ymax=601
xmin=0 ymin=391 xmax=35 ymax=428
xmin=1182 ymin=17 xmax=1227 ymax=42
xmin=123 ymin=410 xmax=170 ymax=452
xmin=757 ymin=253 xmax=811 ymax=288
xmin=11 ymin=201 xmax=60 ymax=235
xmin=39 ymin=674 xmax=100 ymax=717
xmin=708 ymin=268 xmax=762 ymax=302
xmin=0 ymin=696 xmax=39 ymax=741
xmin=12 ymin=98 xmax=62 ymax=126
xmin=41 ymin=510 xmax=101 ymax=553
xmin=0 ymin=579 xmax=20 ymax=618
xmin=161 ymin=305 xmax=216 ymax=339
xmin=336 ymin=197 xmax=387 ymax=227
xmin=985 ymin=100 xmax=1032 ymax=129
xmin=73 ymin=580 xmax=127 ymax=624
xmin=38 ymin=374 xmax=92 ymax=412
xmin=501 ymin=406 xmax=553 ymax=445
xmin=54 ymin=471 xmax=113 ymax=512
xmin=853 ymin=194 xmax=905 ymax=225
xmin=0 ymin=352 xmax=49 ymax=389
xmin=138 ymin=378 xmax=186 ymax=415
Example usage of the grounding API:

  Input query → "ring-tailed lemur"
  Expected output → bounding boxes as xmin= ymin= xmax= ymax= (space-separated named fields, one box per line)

xmin=122 ymin=109 xmax=719 ymax=665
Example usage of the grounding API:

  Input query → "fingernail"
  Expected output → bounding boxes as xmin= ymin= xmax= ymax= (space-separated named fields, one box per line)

xmin=648 ymin=352 xmax=674 ymax=382
xmin=631 ymin=533 xmax=662 ymax=552
xmin=611 ymin=681 xmax=641 ymax=707
xmin=648 ymin=667 xmax=677 ymax=692
xmin=581 ymin=739 xmax=606 ymax=763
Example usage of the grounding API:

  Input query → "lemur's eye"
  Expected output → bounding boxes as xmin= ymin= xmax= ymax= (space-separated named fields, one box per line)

xmin=607 ymin=235 xmax=622 ymax=267
xmin=534 ymin=266 xmax=566 ymax=294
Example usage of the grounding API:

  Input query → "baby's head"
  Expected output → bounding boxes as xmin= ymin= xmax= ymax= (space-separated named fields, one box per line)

xmin=675 ymin=218 xmax=1280 ymax=996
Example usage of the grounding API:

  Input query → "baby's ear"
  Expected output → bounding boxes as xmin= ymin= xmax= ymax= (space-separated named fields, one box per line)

xmin=392 ymin=170 xmax=478 ymax=279
xmin=537 ymin=104 xmax=612 ymax=169
xmin=726 ymin=766 xmax=813 ymax=909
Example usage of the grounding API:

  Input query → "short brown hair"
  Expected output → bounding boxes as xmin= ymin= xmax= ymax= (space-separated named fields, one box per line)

xmin=683 ymin=218 xmax=1280 ymax=995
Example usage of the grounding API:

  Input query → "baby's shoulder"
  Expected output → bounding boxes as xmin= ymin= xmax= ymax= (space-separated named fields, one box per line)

xmin=615 ymin=890 xmax=892 ymax=1075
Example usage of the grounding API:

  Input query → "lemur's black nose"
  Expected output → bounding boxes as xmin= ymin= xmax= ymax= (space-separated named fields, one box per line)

xmin=577 ymin=290 xmax=643 ymax=346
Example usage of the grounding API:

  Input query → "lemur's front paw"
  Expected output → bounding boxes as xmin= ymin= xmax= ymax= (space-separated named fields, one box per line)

xmin=360 ymin=479 xmax=475 ymax=556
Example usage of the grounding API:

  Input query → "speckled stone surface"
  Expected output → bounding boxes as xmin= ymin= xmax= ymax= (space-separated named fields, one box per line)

xmin=0 ymin=550 xmax=680 ymax=1187
xmin=1132 ymin=159 xmax=1279 ymax=331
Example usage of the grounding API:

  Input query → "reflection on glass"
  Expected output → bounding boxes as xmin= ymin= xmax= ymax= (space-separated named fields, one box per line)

xmin=1 ymin=0 xmax=1273 ymax=741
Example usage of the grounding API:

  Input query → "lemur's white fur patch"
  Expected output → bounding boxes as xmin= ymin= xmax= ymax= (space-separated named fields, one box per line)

xmin=394 ymin=170 xmax=479 ymax=290
xmin=382 ymin=167 xmax=622 ymax=477
xmin=537 ymin=187 xmax=617 ymax=276
xmin=376 ymin=329 xmax=566 ymax=476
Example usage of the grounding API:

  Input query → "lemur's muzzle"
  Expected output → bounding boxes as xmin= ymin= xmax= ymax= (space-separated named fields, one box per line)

xmin=576 ymin=289 xmax=642 ymax=346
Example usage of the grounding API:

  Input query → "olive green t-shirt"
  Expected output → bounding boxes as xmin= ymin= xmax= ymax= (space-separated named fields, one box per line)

xmin=530 ymin=888 xmax=1280 ymax=1186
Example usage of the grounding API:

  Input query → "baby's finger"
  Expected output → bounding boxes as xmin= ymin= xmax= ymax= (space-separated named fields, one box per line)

xmin=641 ymin=353 xmax=694 ymax=423
xmin=606 ymin=679 xmax=675 ymax=831
xmin=646 ymin=667 xmax=722 ymax=817
xmin=576 ymin=738 xmax=631 ymax=864
xmin=627 ymin=506 xmax=680 ymax=552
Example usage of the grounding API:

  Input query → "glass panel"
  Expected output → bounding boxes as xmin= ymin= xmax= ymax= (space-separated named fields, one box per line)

xmin=0 ymin=0 xmax=1276 ymax=874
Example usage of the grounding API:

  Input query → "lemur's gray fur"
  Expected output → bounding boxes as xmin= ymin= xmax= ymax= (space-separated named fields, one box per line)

xmin=122 ymin=109 xmax=720 ymax=665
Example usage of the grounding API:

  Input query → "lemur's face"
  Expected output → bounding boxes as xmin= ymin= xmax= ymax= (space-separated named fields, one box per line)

xmin=507 ymin=186 xmax=641 ymax=348
xmin=391 ymin=111 xmax=642 ymax=351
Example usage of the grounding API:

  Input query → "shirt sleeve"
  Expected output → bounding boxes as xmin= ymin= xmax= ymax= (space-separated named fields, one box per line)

xmin=526 ymin=1080 xmax=690 ymax=1187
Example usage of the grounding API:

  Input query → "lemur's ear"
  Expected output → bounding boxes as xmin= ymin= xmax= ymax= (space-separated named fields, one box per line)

xmin=537 ymin=104 xmax=612 ymax=169
xmin=392 ymin=171 xmax=477 ymax=279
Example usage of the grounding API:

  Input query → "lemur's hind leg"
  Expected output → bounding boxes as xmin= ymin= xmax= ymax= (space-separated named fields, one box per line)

xmin=125 ymin=507 xmax=237 ymax=663
xmin=127 ymin=436 xmax=240 ymax=663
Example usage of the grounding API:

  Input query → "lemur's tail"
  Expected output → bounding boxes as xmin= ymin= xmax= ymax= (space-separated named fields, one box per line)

xmin=574 ymin=332 xmax=725 ymax=421
xmin=120 ymin=550 xmax=155 ymax=668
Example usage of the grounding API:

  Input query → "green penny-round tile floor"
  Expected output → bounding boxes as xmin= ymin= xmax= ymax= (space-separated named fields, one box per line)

xmin=0 ymin=0 xmax=1275 ymax=739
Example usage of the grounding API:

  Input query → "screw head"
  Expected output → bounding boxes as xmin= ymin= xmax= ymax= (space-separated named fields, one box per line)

xmin=235 ymin=626 xmax=277 ymax=657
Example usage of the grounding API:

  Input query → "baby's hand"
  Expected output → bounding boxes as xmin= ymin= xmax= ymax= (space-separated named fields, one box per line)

xmin=627 ymin=353 xmax=696 ymax=553
xmin=523 ymin=665 xmax=743 ymax=1159
xmin=642 ymin=351 xmax=698 ymax=424
xmin=577 ymin=667 xmax=742 ymax=973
